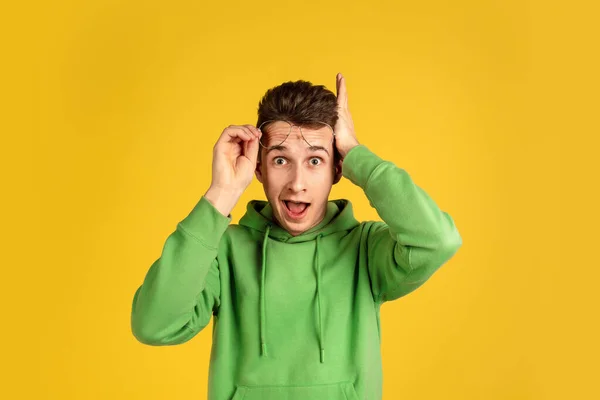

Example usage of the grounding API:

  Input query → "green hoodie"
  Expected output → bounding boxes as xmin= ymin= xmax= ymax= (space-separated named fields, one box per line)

xmin=131 ymin=145 xmax=462 ymax=400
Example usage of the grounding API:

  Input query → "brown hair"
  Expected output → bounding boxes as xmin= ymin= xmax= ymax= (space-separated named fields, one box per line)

xmin=256 ymin=79 xmax=341 ymax=163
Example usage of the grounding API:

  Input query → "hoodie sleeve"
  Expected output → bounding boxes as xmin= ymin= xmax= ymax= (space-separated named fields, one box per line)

xmin=342 ymin=145 xmax=462 ymax=304
xmin=130 ymin=196 xmax=231 ymax=345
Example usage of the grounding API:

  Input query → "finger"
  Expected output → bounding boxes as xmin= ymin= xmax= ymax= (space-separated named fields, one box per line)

xmin=245 ymin=131 xmax=260 ymax=166
xmin=239 ymin=126 xmax=257 ymax=143
xmin=243 ymin=124 xmax=262 ymax=139
xmin=224 ymin=126 xmax=254 ymax=143
xmin=336 ymin=73 xmax=348 ymax=109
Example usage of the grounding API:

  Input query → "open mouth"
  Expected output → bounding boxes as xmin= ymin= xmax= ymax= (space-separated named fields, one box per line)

xmin=282 ymin=200 xmax=311 ymax=219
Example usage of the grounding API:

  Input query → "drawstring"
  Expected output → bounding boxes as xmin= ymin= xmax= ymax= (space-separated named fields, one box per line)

xmin=260 ymin=224 xmax=271 ymax=357
xmin=258 ymin=226 xmax=325 ymax=364
xmin=315 ymin=234 xmax=325 ymax=363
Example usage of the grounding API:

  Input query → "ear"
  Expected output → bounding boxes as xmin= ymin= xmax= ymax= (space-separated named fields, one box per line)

xmin=255 ymin=161 xmax=264 ymax=183
xmin=332 ymin=158 xmax=343 ymax=184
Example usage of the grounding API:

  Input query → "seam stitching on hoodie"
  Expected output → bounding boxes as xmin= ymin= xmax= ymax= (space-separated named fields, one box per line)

xmin=177 ymin=223 xmax=219 ymax=250
xmin=377 ymin=241 xmax=416 ymax=304
xmin=184 ymin=323 xmax=196 ymax=335
xmin=342 ymin=383 xmax=350 ymax=400
xmin=366 ymin=222 xmax=383 ymax=304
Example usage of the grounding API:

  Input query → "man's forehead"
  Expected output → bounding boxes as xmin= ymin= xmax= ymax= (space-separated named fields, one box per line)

xmin=265 ymin=144 xmax=330 ymax=156
xmin=262 ymin=121 xmax=332 ymax=136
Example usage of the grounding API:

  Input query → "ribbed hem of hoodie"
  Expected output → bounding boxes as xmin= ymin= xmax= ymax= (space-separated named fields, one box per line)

xmin=341 ymin=144 xmax=386 ymax=188
xmin=177 ymin=196 xmax=232 ymax=249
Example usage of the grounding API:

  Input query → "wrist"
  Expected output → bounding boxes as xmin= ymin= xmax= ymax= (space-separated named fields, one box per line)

xmin=339 ymin=141 xmax=360 ymax=159
xmin=204 ymin=185 xmax=244 ymax=217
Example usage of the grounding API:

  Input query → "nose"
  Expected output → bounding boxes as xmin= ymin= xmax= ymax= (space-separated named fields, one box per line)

xmin=287 ymin=164 xmax=306 ymax=193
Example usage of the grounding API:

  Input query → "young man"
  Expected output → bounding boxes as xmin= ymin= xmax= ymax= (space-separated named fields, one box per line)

xmin=131 ymin=73 xmax=462 ymax=400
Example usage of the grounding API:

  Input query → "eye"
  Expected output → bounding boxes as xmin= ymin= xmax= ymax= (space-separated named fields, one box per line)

xmin=274 ymin=157 xmax=286 ymax=165
xmin=309 ymin=157 xmax=323 ymax=166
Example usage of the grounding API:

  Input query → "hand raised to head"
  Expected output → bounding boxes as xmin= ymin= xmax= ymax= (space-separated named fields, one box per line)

xmin=334 ymin=72 xmax=360 ymax=159
xmin=210 ymin=124 xmax=262 ymax=193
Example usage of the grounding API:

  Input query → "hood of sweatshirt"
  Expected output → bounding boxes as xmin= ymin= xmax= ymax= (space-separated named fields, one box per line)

xmin=238 ymin=198 xmax=360 ymax=363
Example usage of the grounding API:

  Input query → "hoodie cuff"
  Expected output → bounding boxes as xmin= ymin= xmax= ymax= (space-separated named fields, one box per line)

xmin=177 ymin=196 xmax=232 ymax=249
xmin=342 ymin=144 xmax=386 ymax=188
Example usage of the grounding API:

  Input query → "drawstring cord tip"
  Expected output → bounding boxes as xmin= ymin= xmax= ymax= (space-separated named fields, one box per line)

xmin=261 ymin=343 xmax=268 ymax=356
xmin=320 ymin=348 xmax=325 ymax=363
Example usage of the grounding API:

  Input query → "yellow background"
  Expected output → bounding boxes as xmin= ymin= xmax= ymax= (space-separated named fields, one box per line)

xmin=3 ymin=0 xmax=598 ymax=399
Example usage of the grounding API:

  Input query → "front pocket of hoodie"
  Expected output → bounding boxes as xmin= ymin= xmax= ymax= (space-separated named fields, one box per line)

xmin=230 ymin=381 xmax=360 ymax=400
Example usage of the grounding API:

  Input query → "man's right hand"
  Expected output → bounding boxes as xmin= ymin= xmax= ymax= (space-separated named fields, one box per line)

xmin=204 ymin=124 xmax=262 ymax=216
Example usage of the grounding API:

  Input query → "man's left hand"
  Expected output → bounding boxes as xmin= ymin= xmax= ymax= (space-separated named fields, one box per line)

xmin=334 ymin=72 xmax=360 ymax=159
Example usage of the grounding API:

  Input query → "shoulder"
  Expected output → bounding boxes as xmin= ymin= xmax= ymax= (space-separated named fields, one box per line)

xmin=219 ymin=223 xmax=258 ymax=244
xmin=356 ymin=220 xmax=388 ymax=239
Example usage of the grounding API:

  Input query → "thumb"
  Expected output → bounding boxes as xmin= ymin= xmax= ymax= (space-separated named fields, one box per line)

xmin=246 ymin=136 xmax=260 ymax=167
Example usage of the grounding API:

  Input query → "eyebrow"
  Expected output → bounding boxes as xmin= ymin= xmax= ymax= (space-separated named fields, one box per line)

xmin=266 ymin=145 xmax=330 ymax=156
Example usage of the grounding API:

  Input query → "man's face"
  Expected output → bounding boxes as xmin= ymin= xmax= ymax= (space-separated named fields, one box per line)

xmin=255 ymin=121 xmax=342 ymax=236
